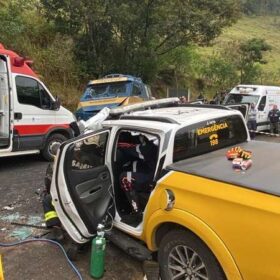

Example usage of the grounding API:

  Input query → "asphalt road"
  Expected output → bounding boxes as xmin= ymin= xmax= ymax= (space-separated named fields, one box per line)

xmin=0 ymin=155 xmax=143 ymax=280
xmin=0 ymin=134 xmax=279 ymax=280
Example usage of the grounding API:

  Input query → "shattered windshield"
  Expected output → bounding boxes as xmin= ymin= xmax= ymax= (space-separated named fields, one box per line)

xmin=223 ymin=94 xmax=260 ymax=105
xmin=81 ymin=81 xmax=131 ymax=100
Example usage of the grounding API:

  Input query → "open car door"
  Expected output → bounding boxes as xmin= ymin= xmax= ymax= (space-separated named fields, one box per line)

xmin=51 ymin=129 xmax=114 ymax=243
xmin=226 ymin=104 xmax=249 ymax=122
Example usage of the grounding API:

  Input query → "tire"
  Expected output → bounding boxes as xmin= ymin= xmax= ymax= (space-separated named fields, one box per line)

xmin=42 ymin=133 xmax=68 ymax=161
xmin=158 ymin=229 xmax=226 ymax=280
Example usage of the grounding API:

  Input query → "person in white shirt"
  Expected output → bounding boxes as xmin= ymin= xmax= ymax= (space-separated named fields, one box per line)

xmin=247 ymin=102 xmax=257 ymax=139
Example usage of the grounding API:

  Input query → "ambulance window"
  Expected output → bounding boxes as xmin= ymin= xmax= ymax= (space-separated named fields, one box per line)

xmin=39 ymin=84 xmax=51 ymax=109
xmin=258 ymin=96 xmax=266 ymax=111
xmin=16 ymin=76 xmax=52 ymax=109
xmin=173 ymin=115 xmax=247 ymax=162
xmin=16 ymin=76 xmax=41 ymax=107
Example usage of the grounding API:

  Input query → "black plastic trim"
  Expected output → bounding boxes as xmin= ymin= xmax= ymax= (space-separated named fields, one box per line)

xmin=257 ymin=121 xmax=270 ymax=127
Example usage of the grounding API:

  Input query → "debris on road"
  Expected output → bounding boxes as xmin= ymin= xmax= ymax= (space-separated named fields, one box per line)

xmin=2 ymin=206 xmax=14 ymax=211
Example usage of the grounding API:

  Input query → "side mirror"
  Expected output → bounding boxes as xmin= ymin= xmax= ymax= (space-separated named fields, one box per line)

xmin=51 ymin=96 xmax=61 ymax=110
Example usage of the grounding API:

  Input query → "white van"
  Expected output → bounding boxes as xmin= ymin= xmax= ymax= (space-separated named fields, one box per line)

xmin=223 ymin=84 xmax=280 ymax=131
xmin=0 ymin=44 xmax=75 ymax=160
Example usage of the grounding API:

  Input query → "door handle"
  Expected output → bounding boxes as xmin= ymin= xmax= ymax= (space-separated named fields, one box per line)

xmin=100 ymin=172 xmax=108 ymax=180
xmin=14 ymin=112 xmax=22 ymax=120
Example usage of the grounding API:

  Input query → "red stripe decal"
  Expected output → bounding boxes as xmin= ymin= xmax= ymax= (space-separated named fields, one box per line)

xmin=14 ymin=124 xmax=70 ymax=136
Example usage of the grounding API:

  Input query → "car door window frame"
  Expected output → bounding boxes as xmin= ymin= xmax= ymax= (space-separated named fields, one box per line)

xmin=112 ymin=128 xmax=162 ymax=182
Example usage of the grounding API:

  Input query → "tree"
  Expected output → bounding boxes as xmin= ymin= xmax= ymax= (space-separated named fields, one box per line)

xmin=238 ymin=38 xmax=271 ymax=83
xmin=202 ymin=55 xmax=239 ymax=90
xmin=41 ymin=0 xmax=241 ymax=82
xmin=0 ymin=0 xmax=80 ymax=109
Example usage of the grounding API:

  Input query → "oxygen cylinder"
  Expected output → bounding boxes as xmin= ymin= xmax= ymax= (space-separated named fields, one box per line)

xmin=90 ymin=224 xmax=106 ymax=279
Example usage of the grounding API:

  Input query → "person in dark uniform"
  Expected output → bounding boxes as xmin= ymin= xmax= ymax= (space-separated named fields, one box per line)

xmin=118 ymin=134 xmax=158 ymax=224
xmin=268 ymin=104 xmax=280 ymax=134
xmin=42 ymin=143 xmax=64 ymax=241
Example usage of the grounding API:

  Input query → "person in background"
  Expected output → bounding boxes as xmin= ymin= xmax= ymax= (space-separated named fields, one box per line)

xmin=179 ymin=96 xmax=187 ymax=104
xmin=213 ymin=92 xmax=221 ymax=104
xmin=247 ymin=102 xmax=257 ymax=139
xmin=268 ymin=104 xmax=280 ymax=134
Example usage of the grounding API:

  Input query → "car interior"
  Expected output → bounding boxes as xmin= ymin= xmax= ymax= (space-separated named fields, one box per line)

xmin=62 ymin=129 xmax=160 ymax=231
xmin=111 ymin=129 xmax=160 ymax=226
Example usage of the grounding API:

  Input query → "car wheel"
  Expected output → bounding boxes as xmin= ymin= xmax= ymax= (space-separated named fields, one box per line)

xmin=158 ymin=229 xmax=226 ymax=280
xmin=42 ymin=133 xmax=67 ymax=161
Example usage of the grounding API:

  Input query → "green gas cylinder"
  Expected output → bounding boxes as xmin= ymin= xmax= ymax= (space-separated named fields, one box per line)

xmin=90 ymin=224 xmax=106 ymax=279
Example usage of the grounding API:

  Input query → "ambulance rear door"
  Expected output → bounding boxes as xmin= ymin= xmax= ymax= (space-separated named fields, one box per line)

xmin=0 ymin=55 xmax=12 ymax=151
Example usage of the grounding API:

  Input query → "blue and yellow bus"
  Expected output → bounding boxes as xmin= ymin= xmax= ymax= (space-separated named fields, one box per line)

xmin=76 ymin=74 xmax=151 ymax=120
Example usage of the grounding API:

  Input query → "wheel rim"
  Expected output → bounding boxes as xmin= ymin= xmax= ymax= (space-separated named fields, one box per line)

xmin=48 ymin=140 xmax=61 ymax=156
xmin=168 ymin=245 xmax=209 ymax=280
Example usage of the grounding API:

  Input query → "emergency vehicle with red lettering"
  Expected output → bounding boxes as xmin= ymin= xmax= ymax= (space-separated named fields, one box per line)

xmin=0 ymin=43 xmax=76 ymax=160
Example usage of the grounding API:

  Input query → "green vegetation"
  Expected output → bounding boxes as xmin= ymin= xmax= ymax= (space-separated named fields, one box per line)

xmin=211 ymin=16 xmax=280 ymax=75
xmin=241 ymin=0 xmax=280 ymax=15
xmin=199 ymin=16 xmax=280 ymax=96
xmin=1 ymin=0 xmax=280 ymax=108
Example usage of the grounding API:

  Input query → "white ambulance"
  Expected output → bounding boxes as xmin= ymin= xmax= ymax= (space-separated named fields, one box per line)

xmin=223 ymin=84 xmax=280 ymax=131
xmin=0 ymin=44 xmax=76 ymax=160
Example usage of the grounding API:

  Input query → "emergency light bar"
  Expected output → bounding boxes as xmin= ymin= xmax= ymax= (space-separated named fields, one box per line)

xmin=237 ymin=87 xmax=256 ymax=93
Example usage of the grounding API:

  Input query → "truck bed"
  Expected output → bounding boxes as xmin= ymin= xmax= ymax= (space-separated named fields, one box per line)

xmin=168 ymin=141 xmax=280 ymax=197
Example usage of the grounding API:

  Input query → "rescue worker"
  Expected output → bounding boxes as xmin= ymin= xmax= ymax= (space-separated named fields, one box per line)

xmin=268 ymin=104 xmax=280 ymax=134
xmin=179 ymin=96 xmax=187 ymax=104
xmin=42 ymin=143 xmax=64 ymax=241
xmin=247 ymin=102 xmax=257 ymax=139
xmin=118 ymin=134 xmax=158 ymax=224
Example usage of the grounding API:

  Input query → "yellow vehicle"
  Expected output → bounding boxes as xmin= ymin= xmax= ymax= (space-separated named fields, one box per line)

xmin=75 ymin=74 xmax=151 ymax=120
xmin=52 ymin=99 xmax=279 ymax=280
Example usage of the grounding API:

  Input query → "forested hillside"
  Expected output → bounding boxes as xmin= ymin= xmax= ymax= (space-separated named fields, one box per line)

xmin=242 ymin=0 xmax=280 ymax=15
xmin=1 ymin=0 xmax=280 ymax=108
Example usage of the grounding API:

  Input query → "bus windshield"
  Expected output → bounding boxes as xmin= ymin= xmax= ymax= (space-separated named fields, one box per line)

xmin=81 ymin=81 xmax=131 ymax=101
xmin=223 ymin=94 xmax=260 ymax=105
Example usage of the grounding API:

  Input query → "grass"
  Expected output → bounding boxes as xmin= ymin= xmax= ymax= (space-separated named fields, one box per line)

xmin=201 ymin=15 xmax=280 ymax=81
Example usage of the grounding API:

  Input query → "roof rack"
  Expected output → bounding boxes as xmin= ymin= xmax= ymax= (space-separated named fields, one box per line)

xmin=109 ymin=98 xmax=180 ymax=117
xmin=174 ymin=103 xmax=231 ymax=110
xmin=120 ymin=115 xmax=179 ymax=124
xmin=109 ymin=98 xmax=231 ymax=118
